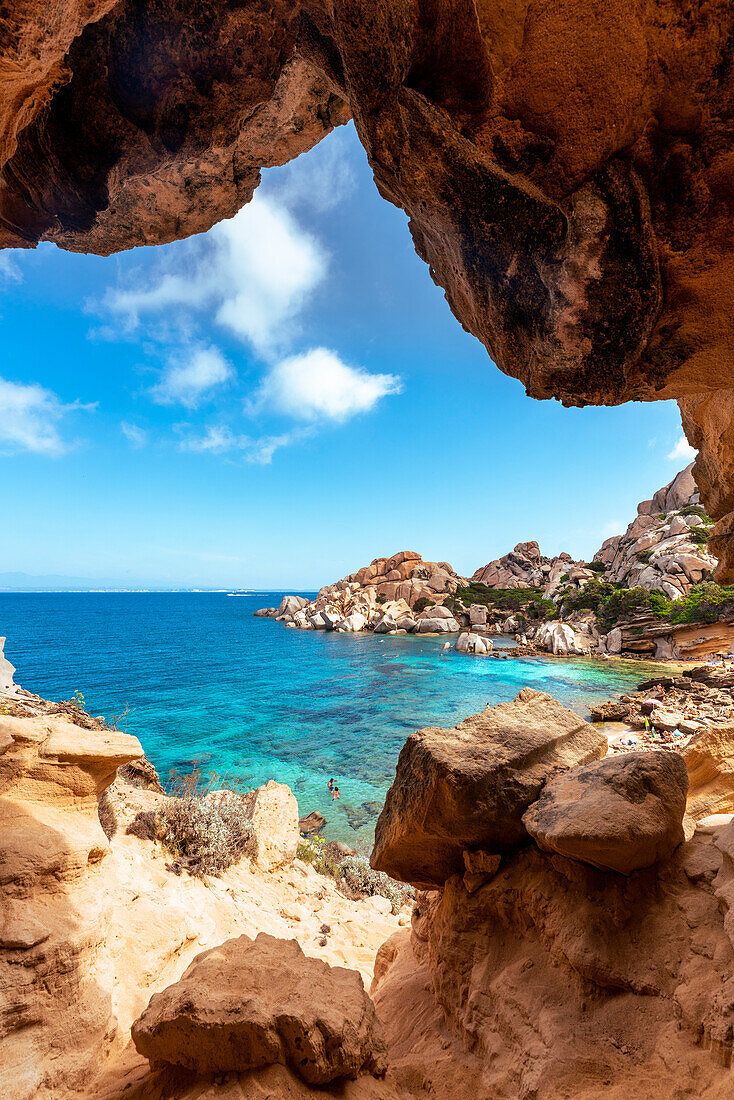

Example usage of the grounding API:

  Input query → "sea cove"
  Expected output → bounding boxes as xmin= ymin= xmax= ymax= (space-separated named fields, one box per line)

xmin=1 ymin=590 xmax=675 ymax=845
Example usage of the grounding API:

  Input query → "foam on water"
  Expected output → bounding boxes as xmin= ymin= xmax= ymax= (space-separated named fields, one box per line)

xmin=0 ymin=591 xmax=671 ymax=846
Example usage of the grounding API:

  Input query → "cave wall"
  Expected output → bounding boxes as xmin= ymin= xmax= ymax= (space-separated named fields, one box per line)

xmin=1 ymin=0 xmax=733 ymax=569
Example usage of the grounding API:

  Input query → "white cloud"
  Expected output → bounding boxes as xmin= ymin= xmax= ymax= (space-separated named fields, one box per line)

xmin=121 ymin=421 xmax=148 ymax=448
xmin=177 ymin=424 xmax=310 ymax=465
xmin=0 ymin=252 xmax=22 ymax=284
xmin=150 ymin=346 xmax=233 ymax=408
xmin=0 ymin=377 xmax=90 ymax=456
xmin=249 ymin=347 xmax=402 ymax=422
xmin=102 ymin=194 xmax=326 ymax=357
xmin=667 ymin=434 xmax=697 ymax=462
xmin=265 ymin=128 xmax=357 ymax=215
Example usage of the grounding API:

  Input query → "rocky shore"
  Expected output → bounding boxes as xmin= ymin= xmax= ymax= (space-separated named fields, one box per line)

xmin=257 ymin=464 xmax=734 ymax=663
xmin=5 ymin=652 xmax=734 ymax=1098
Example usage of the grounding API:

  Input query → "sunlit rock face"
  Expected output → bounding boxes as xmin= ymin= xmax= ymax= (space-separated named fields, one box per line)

xmin=2 ymin=1 xmax=734 ymax=566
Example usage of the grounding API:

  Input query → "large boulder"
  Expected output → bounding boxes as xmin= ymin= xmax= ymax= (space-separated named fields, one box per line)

xmin=248 ymin=780 xmax=300 ymax=872
xmin=535 ymin=621 xmax=589 ymax=655
xmin=683 ymin=726 xmax=734 ymax=825
xmin=523 ymin=751 xmax=688 ymax=874
xmin=275 ymin=595 xmax=309 ymax=621
xmin=131 ymin=933 xmax=388 ymax=1084
xmin=0 ymin=637 xmax=16 ymax=694
xmin=370 ymin=688 xmax=607 ymax=888
xmin=455 ymin=632 xmax=492 ymax=655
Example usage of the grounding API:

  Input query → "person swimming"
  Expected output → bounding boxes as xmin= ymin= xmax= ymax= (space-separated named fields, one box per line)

xmin=327 ymin=778 xmax=334 ymax=791
xmin=332 ymin=785 xmax=341 ymax=800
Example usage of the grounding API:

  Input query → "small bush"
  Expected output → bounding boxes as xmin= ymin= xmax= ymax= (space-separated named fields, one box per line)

xmin=297 ymin=835 xmax=345 ymax=879
xmin=340 ymin=855 xmax=414 ymax=914
xmin=688 ymin=527 xmax=710 ymax=546
xmin=680 ymin=504 xmax=713 ymax=523
xmin=637 ymin=549 xmax=654 ymax=563
xmin=413 ymin=597 xmax=434 ymax=614
xmin=588 ymin=561 xmax=607 ymax=574
xmin=156 ymin=767 xmax=255 ymax=877
xmin=375 ymin=593 xmax=387 ymax=605
xmin=560 ymin=573 xmax=570 ymax=583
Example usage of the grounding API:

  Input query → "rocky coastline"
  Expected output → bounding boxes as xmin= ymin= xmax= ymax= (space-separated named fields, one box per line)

xmin=257 ymin=464 xmax=734 ymax=663
xmin=5 ymin=642 xmax=734 ymax=1097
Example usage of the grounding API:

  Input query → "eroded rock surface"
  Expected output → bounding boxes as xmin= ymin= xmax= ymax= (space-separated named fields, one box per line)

xmin=0 ymin=712 xmax=143 ymax=1100
xmin=374 ymin=834 xmax=734 ymax=1099
xmin=132 ymin=932 xmax=388 ymax=1084
xmin=522 ymin=750 xmax=688 ymax=874
xmin=2 ymin=3 xmax=734 ymax=570
xmin=371 ymin=687 xmax=606 ymax=887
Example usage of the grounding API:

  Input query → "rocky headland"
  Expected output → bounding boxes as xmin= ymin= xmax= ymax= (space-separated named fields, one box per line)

xmin=259 ymin=464 xmax=734 ymax=662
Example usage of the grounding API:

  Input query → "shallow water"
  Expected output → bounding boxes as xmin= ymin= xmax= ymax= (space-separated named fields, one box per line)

xmin=0 ymin=591 xmax=672 ymax=846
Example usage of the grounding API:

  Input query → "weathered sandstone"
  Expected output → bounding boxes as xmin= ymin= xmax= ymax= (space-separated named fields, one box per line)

xmin=132 ymin=932 xmax=387 ymax=1083
xmin=371 ymin=688 xmax=606 ymax=888
xmin=683 ymin=726 xmax=734 ymax=826
xmin=0 ymin=713 xmax=143 ymax=1100
xmin=522 ymin=751 xmax=688 ymax=874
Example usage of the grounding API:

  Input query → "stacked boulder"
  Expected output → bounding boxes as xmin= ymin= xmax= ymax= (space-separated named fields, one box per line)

xmin=257 ymin=552 xmax=464 ymax=634
xmin=371 ymin=687 xmax=687 ymax=888
xmin=594 ymin=463 xmax=715 ymax=599
xmin=471 ymin=542 xmax=594 ymax=599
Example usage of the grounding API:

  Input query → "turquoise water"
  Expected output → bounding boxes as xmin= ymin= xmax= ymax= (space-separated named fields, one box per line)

xmin=0 ymin=592 xmax=664 ymax=846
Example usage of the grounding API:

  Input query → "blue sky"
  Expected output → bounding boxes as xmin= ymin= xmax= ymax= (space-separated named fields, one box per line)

xmin=0 ymin=123 xmax=693 ymax=589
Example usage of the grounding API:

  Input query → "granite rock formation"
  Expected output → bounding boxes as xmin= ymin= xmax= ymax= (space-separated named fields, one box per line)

xmin=472 ymin=542 xmax=592 ymax=598
xmin=2 ymin=3 xmax=734 ymax=572
xmin=260 ymin=553 xmax=464 ymax=634
xmin=595 ymin=463 xmax=716 ymax=599
xmin=0 ymin=711 xmax=143 ymax=1100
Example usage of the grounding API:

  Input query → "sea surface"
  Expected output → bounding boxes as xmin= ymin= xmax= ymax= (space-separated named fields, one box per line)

xmin=0 ymin=592 xmax=671 ymax=846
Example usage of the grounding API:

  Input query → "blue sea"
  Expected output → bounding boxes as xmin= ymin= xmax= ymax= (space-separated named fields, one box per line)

xmin=0 ymin=592 xmax=666 ymax=846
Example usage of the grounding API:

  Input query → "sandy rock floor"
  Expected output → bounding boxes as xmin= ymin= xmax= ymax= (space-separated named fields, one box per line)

xmin=83 ymin=781 xmax=410 ymax=1098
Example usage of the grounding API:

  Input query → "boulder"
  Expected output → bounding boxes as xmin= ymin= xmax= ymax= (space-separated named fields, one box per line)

xmin=535 ymin=621 xmax=588 ymax=655
xmin=522 ymin=751 xmax=688 ymax=874
xmin=336 ymin=612 xmax=367 ymax=632
xmin=469 ymin=604 xmax=487 ymax=627
xmin=275 ymin=595 xmax=309 ymax=621
xmin=606 ymin=627 xmax=623 ymax=654
xmin=249 ymin=780 xmax=300 ymax=872
xmin=0 ymin=638 xmax=16 ymax=694
xmin=650 ymin=708 xmax=683 ymax=732
xmin=455 ymin=632 xmax=492 ymax=654
xmin=298 ymin=810 xmax=326 ymax=836
xmin=415 ymin=616 xmax=460 ymax=633
xmin=131 ymin=933 xmax=388 ymax=1084
xmin=683 ymin=726 xmax=734 ymax=824
xmin=253 ymin=607 xmax=277 ymax=617
xmin=371 ymin=688 xmax=607 ymax=887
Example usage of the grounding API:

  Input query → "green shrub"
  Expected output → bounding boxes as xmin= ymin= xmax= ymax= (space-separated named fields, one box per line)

xmin=637 ymin=549 xmax=654 ymax=563
xmin=412 ymin=596 xmax=435 ymax=613
xmin=687 ymin=527 xmax=709 ymax=546
xmin=667 ymin=582 xmax=734 ymax=625
xmin=375 ymin=593 xmax=387 ymax=605
xmin=560 ymin=573 xmax=570 ymax=583
xmin=588 ymin=561 xmax=607 ymax=574
xmin=680 ymin=504 xmax=713 ymax=523
xmin=297 ymin=836 xmax=345 ymax=879
xmin=340 ymin=855 xmax=415 ymax=914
